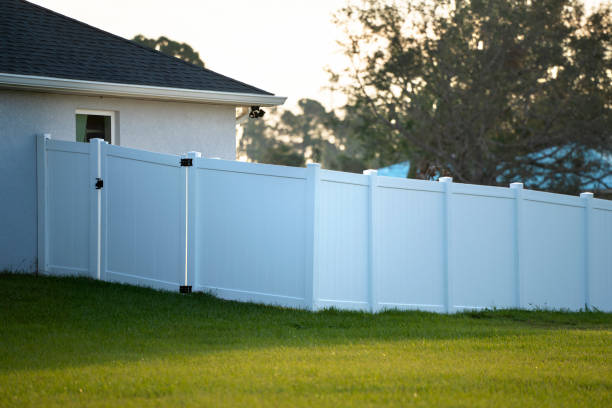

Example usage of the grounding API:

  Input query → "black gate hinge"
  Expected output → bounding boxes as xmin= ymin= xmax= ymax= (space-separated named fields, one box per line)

xmin=95 ymin=178 xmax=103 ymax=189
xmin=180 ymin=158 xmax=193 ymax=167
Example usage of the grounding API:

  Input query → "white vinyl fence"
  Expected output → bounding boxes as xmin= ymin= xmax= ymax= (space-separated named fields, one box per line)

xmin=37 ymin=135 xmax=612 ymax=312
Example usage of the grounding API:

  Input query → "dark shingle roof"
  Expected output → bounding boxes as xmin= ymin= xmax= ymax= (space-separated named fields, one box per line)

xmin=0 ymin=0 xmax=273 ymax=95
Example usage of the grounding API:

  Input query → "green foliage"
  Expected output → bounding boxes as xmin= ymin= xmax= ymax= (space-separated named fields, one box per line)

xmin=1 ymin=273 xmax=611 ymax=407
xmin=132 ymin=34 xmax=205 ymax=68
xmin=238 ymin=107 xmax=305 ymax=167
xmin=239 ymin=99 xmax=373 ymax=172
xmin=331 ymin=0 xmax=612 ymax=193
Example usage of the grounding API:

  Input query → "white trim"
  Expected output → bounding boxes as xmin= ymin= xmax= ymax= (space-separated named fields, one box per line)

xmin=76 ymin=109 xmax=115 ymax=145
xmin=0 ymin=73 xmax=287 ymax=107
xmin=316 ymin=299 xmax=369 ymax=312
xmin=76 ymin=109 xmax=114 ymax=116
xmin=196 ymin=285 xmax=308 ymax=309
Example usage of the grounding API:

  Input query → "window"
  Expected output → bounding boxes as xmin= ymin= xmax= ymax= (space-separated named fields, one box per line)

xmin=76 ymin=109 xmax=115 ymax=144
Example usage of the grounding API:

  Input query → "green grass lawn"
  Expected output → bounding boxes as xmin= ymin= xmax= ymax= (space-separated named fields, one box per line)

xmin=1 ymin=273 xmax=611 ymax=407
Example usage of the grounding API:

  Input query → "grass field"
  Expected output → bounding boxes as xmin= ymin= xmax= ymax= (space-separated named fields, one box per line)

xmin=0 ymin=273 xmax=611 ymax=407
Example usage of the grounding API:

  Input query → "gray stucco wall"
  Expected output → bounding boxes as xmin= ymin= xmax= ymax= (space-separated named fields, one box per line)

xmin=0 ymin=89 xmax=237 ymax=271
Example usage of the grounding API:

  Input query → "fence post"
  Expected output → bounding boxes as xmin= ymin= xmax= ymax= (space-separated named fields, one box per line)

xmin=510 ymin=182 xmax=524 ymax=309
xmin=439 ymin=176 xmax=453 ymax=313
xmin=89 ymin=138 xmax=105 ymax=280
xmin=36 ymin=133 xmax=51 ymax=274
xmin=186 ymin=151 xmax=201 ymax=291
xmin=364 ymin=169 xmax=378 ymax=313
xmin=305 ymin=163 xmax=321 ymax=311
xmin=580 ymin=192 xmax=593 ymax=310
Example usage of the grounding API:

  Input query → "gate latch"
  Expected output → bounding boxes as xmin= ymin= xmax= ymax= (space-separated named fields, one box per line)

xmin=95 ymin=178 xmax=103 ymax=190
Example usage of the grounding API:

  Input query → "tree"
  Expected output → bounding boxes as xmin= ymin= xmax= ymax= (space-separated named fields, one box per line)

xmin=276 ymin=99 xmax=338 ymax=166
xmin=331 ymin=0 xmax=611 ymax=194
xmin=238 ymin=110 xmax=306 ymax=167
xmin=132 ymin=34 xmax=205 ymax=67
xmin=238 ymin=99 xmax=372 ymax=172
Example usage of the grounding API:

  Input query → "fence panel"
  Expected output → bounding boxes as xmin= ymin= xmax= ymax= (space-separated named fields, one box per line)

xmin=103 ymin=145 xmax=185 ymax=290
xmin=449 ymin=184 xmax=516 ymax=310
xmin=194 ymin=159 xmax=308 ymax=308
xmin=316 ymin=170 xmax=370 ymax=310
xmin=376 ymin=178 xmax=446 ymax=312
xmin=521 ymin=190 xmax=586 ymax=310
xmin=590 ymin=200 xmax=612 ymax=311
xmin=44 ymin=139 xmax=91 ymax=276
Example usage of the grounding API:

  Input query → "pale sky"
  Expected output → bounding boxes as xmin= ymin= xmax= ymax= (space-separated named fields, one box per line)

xmin=30 ymin=0 xmax=608 ymax=112
xmin=29 ymin=0 xmax=350 ymax=111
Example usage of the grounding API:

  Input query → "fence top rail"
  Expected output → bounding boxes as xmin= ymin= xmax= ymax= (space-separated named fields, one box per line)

xmin=46 ymin=139 xmax=89 ymax=154
xmin=320 ymin=169 xmax=369 ymax=186
xmin=105 ymin=144 xmax=181 ymax=167
xmin=377 ymin=176 xmax=445 ymax=193
xmin=592 ymin=198 xmax=612 ymax=211
xmin=452 ymin=182 xmax=514 ymax=199
xmin=195 ymin=157 xmax=308 ymax=180
xmin=522 ymin=188 xmax=585 ymax=208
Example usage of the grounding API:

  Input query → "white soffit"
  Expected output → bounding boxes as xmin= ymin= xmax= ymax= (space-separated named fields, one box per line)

xmin=0 ymin=73 xmax=287 ymax=107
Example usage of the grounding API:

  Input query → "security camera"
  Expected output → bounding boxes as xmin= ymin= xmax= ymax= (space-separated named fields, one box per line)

xmin=249 ymin=106 xmax=266 ymax=118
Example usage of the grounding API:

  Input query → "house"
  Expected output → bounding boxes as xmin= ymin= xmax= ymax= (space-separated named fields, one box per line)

xmin=0 ymin=0 xmax=286 ymax=271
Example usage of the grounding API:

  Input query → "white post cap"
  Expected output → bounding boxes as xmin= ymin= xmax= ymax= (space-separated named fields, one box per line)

xmin=307 ymin=163 xmax=321 ymax=168
xmin=580 ymin=192 xmax=594 ymax=199
xmin=363 ymin=169 xmax=378 ymax=176
xmin=186 ymin=151 xmax=202 ymax=158
xmin=510 ymin=182 xmax=524 ymax=189
xmin=439 ymin=176 xmax=452 ymax=183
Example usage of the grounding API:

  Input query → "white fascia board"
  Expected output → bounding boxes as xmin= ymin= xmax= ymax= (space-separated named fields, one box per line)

xmin=0 ymin=73 xmax=287 ymax=107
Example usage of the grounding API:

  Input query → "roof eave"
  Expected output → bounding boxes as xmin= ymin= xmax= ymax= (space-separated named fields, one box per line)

xmin=0 ymin=73 xmax=287 ymax=107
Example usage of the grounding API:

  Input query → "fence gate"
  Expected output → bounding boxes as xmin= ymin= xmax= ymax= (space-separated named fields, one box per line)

xmin=38 ymin=135 xmax=192 ymax=291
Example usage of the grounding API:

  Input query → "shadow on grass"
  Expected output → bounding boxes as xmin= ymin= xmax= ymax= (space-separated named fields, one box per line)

xmin=1 ymin=273 xmax=610 ymax=372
